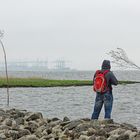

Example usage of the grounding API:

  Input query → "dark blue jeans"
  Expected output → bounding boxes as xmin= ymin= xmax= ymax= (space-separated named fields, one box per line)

xmin=91 ymin=91 xmax=113 ymax=119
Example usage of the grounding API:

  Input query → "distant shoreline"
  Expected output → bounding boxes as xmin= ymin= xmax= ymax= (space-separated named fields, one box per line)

xmin=0 ymin=78 xmax=140 ymax=88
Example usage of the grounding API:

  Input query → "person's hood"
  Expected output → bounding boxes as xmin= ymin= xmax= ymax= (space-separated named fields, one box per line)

xmin=101 ymin=60 xmax=111 ymax=70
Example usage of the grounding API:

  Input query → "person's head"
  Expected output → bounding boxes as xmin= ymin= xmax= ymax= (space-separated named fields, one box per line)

xmin=101 ymin=60 xmax=111 ymax=70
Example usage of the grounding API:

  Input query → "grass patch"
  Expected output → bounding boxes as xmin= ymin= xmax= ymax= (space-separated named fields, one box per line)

xmin=0 ymin=77 xmax=139 ymax=88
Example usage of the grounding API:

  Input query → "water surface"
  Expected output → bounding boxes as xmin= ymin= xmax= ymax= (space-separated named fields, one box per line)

xmin=0 ymin=84 xmax=140 ymax=129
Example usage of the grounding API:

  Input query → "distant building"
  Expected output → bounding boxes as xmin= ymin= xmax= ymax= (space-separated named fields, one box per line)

xmin=53 ymin=59 xmax=71 ymax=71
xmin=0 ymin=61 xmax=48 ymax=71
xmin=0 ymin=59 xmax=73 ymax=71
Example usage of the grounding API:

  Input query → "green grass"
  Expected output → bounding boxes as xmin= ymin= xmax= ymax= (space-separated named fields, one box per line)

xmin=0 ymin=77 xmax=139 ymax=88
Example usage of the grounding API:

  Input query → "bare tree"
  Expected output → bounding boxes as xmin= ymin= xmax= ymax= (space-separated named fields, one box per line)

xmin=0 ymin=30 xmax=10 ymax=106
xmin=107 ymin=48 xmax=140 ymax=70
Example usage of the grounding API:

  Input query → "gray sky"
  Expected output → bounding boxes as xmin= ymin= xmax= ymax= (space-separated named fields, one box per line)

xmin=0 ymin=0 xmax=140 ymax=70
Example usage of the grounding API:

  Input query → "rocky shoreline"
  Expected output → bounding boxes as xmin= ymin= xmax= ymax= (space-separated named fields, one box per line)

xmin=0 ymin=108 xmax=140 ymax=140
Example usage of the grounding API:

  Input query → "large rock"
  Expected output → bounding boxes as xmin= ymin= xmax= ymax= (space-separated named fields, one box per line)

xmin=18 ymin=135 xmax=39 ymax=140
xmin=18 ymin=129 xmax=31 ymax=138
xmin=25 ymin=112 xmax=43 ymax=121
xmin=63 ymin=120 xmax=84 ymax=130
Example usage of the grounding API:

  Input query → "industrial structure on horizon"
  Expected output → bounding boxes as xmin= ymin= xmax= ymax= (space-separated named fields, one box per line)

xmin=0 ymin=59 xmax=72 ymax=71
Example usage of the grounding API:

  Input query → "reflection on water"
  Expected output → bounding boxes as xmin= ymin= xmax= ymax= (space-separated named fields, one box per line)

xmin=0 ymin=84 xmax=140 ymax=129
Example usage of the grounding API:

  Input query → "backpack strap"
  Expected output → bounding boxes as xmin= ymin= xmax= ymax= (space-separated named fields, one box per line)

xmin=103 ymin=70 xmax=110 ymax=92
xmin=95 ymin=70 xmax=101 ymax=75
xmin=103 ymin=70 xmax=109 ymax=75
xmin=95 ymin=70 xmax=109 ymax=76
xmin=93 ymin=70 xmax=100 ymax=82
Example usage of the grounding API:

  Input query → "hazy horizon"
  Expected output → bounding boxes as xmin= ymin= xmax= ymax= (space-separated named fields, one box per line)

xmin=0 ymin=0 xmax=140 ymax=70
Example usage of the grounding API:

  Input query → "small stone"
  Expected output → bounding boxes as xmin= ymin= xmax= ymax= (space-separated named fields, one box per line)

xmin=15 ymin=117 xmax=24 ymax=125
xmin=52 ymin=124 xmax=62 ymax=135
xmin=12 ymin=120 xmax=19 ymax=130
xmin=87 ymin=128 xmax=96 ymax=136
xmin=63 ymin=120 xmax=83 ymax=130
xmin=63 ymin=116 xmax=70 ymax=122
xmin=79 ymin=135 xmax=89 ymax=140
xmin=59 ymin=134 xmax=68 ymax=140
xmin=117 ymin=134 xmax=129 ymax=140
xmin=26 ymin=134 xmax=39 ymax=140
xmin=18 ymin=129 xmax=31 ymax=138
xmin=129 ymin=132 xmax=137 ymax=139
xmin=3 ymin=118 xmax=12 ymax=126
xmin=49 ymin=120 xmax=62 ymax=127
xmin=120 ymin=123 xmax=137 ymax=131
xmin=25 ymin=121 xmax=39 ymax=133
xmin=6 ymin=130 xmax=19 ymax=139
xmin=63 ymin=128 xmax=71 ymax=136
xmin=109 ymin=128 xmax=126 ymax=135
xmin=0 ymin=125 xmax=11 ymax=130
xmin=135 ymin=134 xmax=140 ymax=140
xmin=41 ymin=133 xmax=54 ymax=139
xmin=89 ymin=135 xmax=96 ymax=140
xmin=51 ymin=117 xmax=60 ymax=121
xmin=100 ymin=119 xmax=114 ymax=124
xmin=107 ymin=134 xmax=120 ymax=140
xmin=0 ymin=133 xmax=6 ymax=139
xmin=96 ymin=136 xmax=106 ymax=140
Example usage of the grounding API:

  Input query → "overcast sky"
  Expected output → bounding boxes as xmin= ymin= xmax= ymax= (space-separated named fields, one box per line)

xmin=0 ymin=0 xmax=140 ymax=70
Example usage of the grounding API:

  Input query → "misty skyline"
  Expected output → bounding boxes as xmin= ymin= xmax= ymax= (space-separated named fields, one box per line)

xmin=0 ymin=0 xmax=140 ymax=70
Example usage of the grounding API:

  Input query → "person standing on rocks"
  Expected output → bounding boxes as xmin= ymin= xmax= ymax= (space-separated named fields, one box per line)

xmin=91 ymin=60 xmax=118 ymax=119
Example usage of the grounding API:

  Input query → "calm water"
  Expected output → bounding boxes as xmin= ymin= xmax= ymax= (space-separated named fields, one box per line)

xmin=0 ymin=71 xmax=140 ymax=129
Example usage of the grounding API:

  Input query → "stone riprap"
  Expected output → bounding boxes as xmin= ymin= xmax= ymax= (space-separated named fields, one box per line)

xmin=0 ymin=108 xmax=139 ymax=140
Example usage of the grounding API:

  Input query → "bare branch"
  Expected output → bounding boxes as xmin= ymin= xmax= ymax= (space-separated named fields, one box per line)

xmin=107 ymin=48 xmax=140 ymax=70
xmin=0 ymin=30 xmax=4 ymax=39
xmin=0 ymin=30 xmax=10 ymax=106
